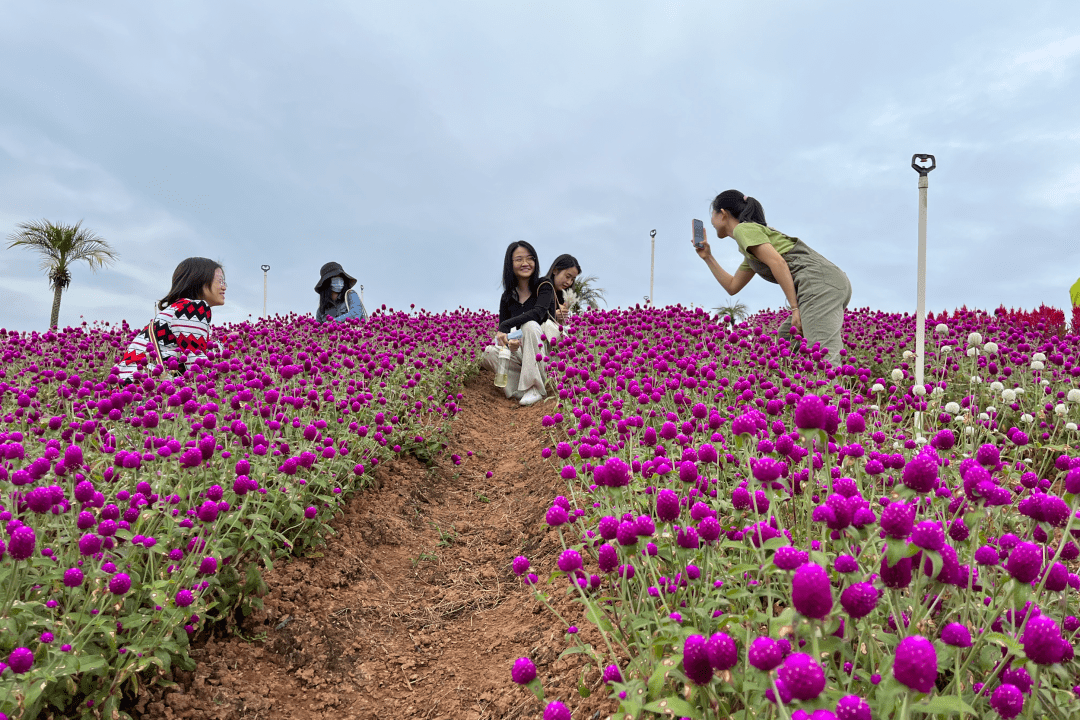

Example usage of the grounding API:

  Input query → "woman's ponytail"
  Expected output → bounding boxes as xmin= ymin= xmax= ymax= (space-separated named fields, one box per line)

xmin=711 ymin=190 xmax=767 ymax=225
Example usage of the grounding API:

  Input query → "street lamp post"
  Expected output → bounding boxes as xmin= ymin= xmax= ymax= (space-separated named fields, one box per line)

xmin=649 ymin=229 xmax=656 ymax=306
xmin=261 ymin=264 xmax=270 ymax=319
xmin=911 ymin=154 xmax=936 ymax=433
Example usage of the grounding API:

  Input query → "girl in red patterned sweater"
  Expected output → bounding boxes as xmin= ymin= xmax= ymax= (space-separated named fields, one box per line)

xmin=114 ymin=257 xmax=226 ymax=383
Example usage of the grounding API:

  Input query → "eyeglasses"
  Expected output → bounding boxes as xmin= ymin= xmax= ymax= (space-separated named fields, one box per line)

xmin=216 ymin=277 xmax=228 ymax=289
xmin=513 ymin=256 xmax=536 ymax=266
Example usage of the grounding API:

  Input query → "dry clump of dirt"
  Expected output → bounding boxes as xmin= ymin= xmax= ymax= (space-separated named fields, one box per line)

xmin=133 ymin=373 xmax=617 ymax=720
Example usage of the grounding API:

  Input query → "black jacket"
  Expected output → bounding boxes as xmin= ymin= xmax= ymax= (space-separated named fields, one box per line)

xmin=498 ymin=281 xmax=562 ymax=333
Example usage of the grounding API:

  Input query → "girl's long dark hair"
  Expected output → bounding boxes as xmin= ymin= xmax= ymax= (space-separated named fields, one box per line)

xmin=318 ymin=286 xmax=349 ymax=313
xmin=544 ymin=253 xmax=581 ymax=282
xmin=501 ymin=241 xmax=540 ymax=297
xmin=159 ymin=257 xmax=222 ymax=310
xmin=711 ymin=190 xmax=767 ymax=225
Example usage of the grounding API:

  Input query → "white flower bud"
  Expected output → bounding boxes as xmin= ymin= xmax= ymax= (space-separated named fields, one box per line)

xmin=983 ymin=342 xmax=999 ymax=354
xmin=967 ymin=332 xmax=983 ymax=346
xmin=872 ymin=383 xmax=884 ymax=393
xmin=986 ymin=406 xmax=997 ymax=414
xmin=990 ymin=381 xmax=1004 ymax=392
xmin=890 ymin=369 xmax=904 ymax=382
xmin=931 ymin=387 xmax=945 ymax=397
xmin=915 ymin=436 xmax=928 ymax=444
xmin=913 ymin=385 xmax=927 ymax=397
xmin=1040 ymin=379 xmax=1050 ymax=386
xmin=940 ymin=345 xmax=952 ymax=354
xmin=970 ymin=376 xmax=983 ymax=384
xmin=1021 ymin=413 xmax=1034 ymax=424
xmin=903 ymin=350 xmax=915 ymax=359
xmin=967 ymin=348 xmax=978 ymax=357
xmin=1032 ymin=352 xmax=1046 ymax=362
xmin=965 ymin=426 xmax=975 ymax=436
xmin=1068 ymin=389 xmax=1080 ymax=403
xmin=1030 ymin=361 xmax=1045 ymax=371
xmin=1067 ymin=422 xmax=1078 ymax=432
xmin=944 ymin=402 xmax=961 ymax=414
xmin=1055 ymin=404 xmax=1068 ymax=416
xmin=1014 ymin=387 xmax=1025 ymax=395
xmin=1002 ymin=389 xmax=1016 ymax=403
xmin=979 ymin=413 xmax=990 ymax=421
xmin=934 ymin=323 xmax=949 ymax=334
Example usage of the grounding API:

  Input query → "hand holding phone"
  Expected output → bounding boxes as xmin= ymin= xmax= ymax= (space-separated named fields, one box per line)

xmin=692 ymin=219 xmax=706 ymax=249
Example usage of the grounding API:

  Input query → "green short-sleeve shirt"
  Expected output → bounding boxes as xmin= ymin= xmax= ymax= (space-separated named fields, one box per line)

xmin=1071 ymin=276 xmax=1080 ymax=307
xmin=731 ymin=222 xmax=797 ymax=273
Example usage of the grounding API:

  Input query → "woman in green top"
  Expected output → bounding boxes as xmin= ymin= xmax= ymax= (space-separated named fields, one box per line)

xmin=695 ymin=189 xmax=852 ymax=365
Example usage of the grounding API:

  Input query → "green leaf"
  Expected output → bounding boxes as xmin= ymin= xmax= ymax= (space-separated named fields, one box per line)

xmin=916 ymin=695 xmax=979 ymax=716
xmin=643 ymin=695 xmax=702 ymax=719
xmin=885 ymin=537 xmax=910 ymax=567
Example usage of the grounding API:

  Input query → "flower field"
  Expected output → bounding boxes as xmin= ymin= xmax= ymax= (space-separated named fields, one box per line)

xmin=1 ymin=303 xmax=1079 ymax=720
xmin=0 ymin=309 xmax=489 ymax=719
xmin=515 ymin=305 xmax=1080 ymax=720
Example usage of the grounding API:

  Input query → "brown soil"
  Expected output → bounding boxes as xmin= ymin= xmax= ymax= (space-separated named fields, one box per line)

xmin=133 ymin=371 xmax=618 ymax=720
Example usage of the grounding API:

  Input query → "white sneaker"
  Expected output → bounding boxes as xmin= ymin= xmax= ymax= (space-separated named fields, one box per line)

xmin=519 ymin=388 xmax=544 ymax=406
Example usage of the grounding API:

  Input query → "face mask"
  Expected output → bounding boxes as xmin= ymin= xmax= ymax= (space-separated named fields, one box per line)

xmin=330 ymin=278 xmax=345 ymax=292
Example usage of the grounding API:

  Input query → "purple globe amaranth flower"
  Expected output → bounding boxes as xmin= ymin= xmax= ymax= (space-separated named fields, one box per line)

xmin=655 ymin=488 xmax=680 ymax=523
xmin=835 ymin=695 xmax=872 ymax=720
xmin=880 ymin=555 xmax=913 ymax=589
xmin=748 ymin=636 xmax=785 ymax=672
xmin=616 ymin=521 xmax=639 ymax=546
xmin=511 ymin=657 xmax=537 ymax=684
xmin=8 ymin=526 xmax=36 ymax=560
xmin=774 ymin=546 xmax=809 ymax=571
xmin=910 ymin=521 xmax=945 ymax=551
xmin=545 ymin=505 xmax=569 ymax=526
xmin=682 ymin=634 xmax=713 ymax=685
xmin=706 ymin=632 xmax=738 ymax=671
xmin=940 ymin=623 xmax=972 ymax=647
xmin=543 ymin=701 xmax=571 ymax=720
xmin=902 ymin=452 xmax=938 ymax=493
xmin=777 ymin=653 xmax=826 ymax=701
xmin=989 ymin=683 xmax=1024 ymax=719
xmin=597 ymin=515 xmax=619 ymax=540
xmin=108 ymin=573 xmax=132 ymax=595
xmin=752 ymin=457 xmax=783 ymax=483
xmin=1006 ymin=542 xmax=1043 ymax=584
xmin=833 ymin=554 xmax=858 ymax=574
xmin=512 ymin=556 xmax=530 ymax=576
xmin=1044 ymin=562 xmax=1069 ymax=592
xmin=975 ymin=443 xmax=1000 ymax=467
xmin=840 ymin=583 xmax=878 ymax=619
xmin=1023 ymin=614 xmax=1065 ymax=665
xmin=597 ymin=544 xmax=619 ymax=573
xmin=880 ymin=502 xmax=915 ymax=539
xmin=794 ymin=394 xmax=826 ymax=430
xmin=792 ymin=563 xmax=833 ymax=619
xmin=199 ymin=556 xmax=218 ymax=575
xmin=698 ymin=516 xmax=721 ymax=544
xmin=7 ymin=647 xmax=33 ymax=674
xmin=1001 ymin=667 xmax=1032 ymax=694
xmin=893 ymin=635 xmax=937 ymax=693
xmin=63 ymin=568 xmax=84 ymax=587
xmin=602 ymin=664 xmax=622 ymax=684
xmin=175 ymin=589 xmax=194 ymax=607
xmin=1065 ymin=468 xmax=1080 ymax=495
xmin=557 ymin=549 xmax=583 ymax=573
xmin=676 ymin=525 xmax=700 ymax=549
xmin=974 ymin=545 xmax=1000 ymax=566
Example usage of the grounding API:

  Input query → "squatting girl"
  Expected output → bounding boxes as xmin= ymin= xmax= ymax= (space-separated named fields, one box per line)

xmin=695 ymin=190 xmax=851 ymax=364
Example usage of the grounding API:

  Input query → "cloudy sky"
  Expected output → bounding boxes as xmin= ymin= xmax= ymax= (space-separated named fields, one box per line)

xmin=2 ymin=2 xmax=1078 ymax=333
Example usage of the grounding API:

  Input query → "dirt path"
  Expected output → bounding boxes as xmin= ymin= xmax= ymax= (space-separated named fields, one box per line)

xmin=135 ymin=371 xmax=616 ymax=720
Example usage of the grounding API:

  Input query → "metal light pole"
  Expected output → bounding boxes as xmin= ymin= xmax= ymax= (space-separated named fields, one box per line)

xmin=261 ymin=264 xmax=270 ymax=318
xmin=911 ymin=154 xmax=936 ymax=432
xmin=649 ymin=229 xmax=656 ymax=305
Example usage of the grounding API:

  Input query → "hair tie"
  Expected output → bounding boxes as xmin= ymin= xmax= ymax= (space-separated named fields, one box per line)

xmin=743 ymin=195 xmax=749 ymax=202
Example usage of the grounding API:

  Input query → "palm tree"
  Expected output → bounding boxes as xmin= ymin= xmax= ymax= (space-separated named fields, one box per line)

xmin=569 ymin=275 xmax=607 ymax=313
xmin=7 ymin=220 xmax=118 ymax=328
xmin=713 ymin=300 xmax=748 ymax=327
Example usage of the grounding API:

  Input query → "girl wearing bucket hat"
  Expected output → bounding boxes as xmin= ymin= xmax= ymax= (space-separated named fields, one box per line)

xmin=694 ymin=190 xmax=851 ymax=365
xmin=315 ymin=261 xmax=367 ymax=323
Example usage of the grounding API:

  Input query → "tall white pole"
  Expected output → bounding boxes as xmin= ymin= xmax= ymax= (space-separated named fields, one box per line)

xmin=649 ymin=229 xmax=656 ymax=306
xmin=261 ymin=264 xmax=270 ymax=319
xmin=912 ymin=154 xmax=935 ymax=433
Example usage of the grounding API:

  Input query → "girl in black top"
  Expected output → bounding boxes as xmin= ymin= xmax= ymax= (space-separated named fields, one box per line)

xmin=484 ymin=244 xmax=580 ymax=406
